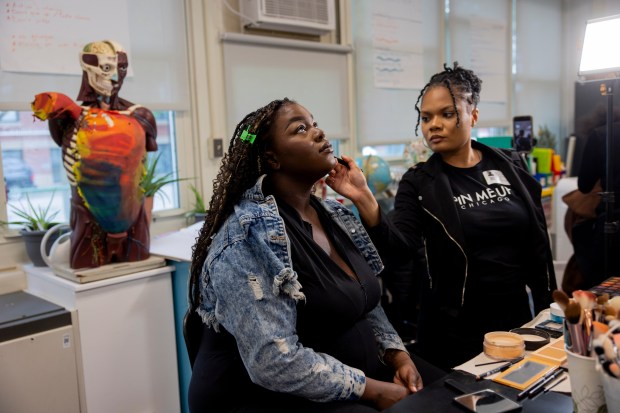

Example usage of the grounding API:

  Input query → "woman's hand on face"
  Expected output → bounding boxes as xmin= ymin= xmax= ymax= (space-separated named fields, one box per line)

xmin=325 ymin=154 xmax=381 ymax=227
xmin=325 ymin=155 xmax=372 ymax=203
xmin=362 ymin=377 xmax=411 ymax=410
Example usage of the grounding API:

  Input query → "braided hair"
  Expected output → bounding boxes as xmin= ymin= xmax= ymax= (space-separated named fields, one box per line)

xmin=189 ymin=98 xmax=294 ymax=309
xmin=414 ymin=62 xmax=482 ymax=135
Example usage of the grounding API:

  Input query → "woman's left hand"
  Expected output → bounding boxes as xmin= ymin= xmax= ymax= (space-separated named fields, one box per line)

xmin=385 ymin=349 xmax=423 ymax=393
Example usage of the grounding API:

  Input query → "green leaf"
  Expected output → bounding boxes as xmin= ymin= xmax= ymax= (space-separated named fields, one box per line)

xmin=0 ymin=193 xmax=60 ymax=231
xmin=188 ymin=184 xmax=206 ymax=213
xmin=140 ymin=152 xmax=188 ymax=198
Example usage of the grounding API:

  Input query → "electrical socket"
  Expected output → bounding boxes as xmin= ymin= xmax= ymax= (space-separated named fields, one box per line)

xmin=212 ymin=138 xmax=223 ymax=158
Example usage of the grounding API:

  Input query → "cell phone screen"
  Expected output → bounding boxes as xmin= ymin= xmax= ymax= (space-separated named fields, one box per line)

xmin=513 ymin=116 xmax=533 ymax=153
xmin=454 ymin=389 xmax=522 ymax=413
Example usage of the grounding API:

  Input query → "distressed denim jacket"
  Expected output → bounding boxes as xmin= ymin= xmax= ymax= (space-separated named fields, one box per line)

xmin=198 ymin=175 xmax=407 ymax=402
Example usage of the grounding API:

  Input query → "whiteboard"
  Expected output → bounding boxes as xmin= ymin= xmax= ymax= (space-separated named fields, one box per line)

xmin=352 ymin=0 xmax=441 ymax=146
xmin=0 ymin=0 xmax=130 ymax=75
xmin=447 ymin=0 xmax=511 ymax=125
xmin=0 ymin=0 xmax=189 ymax=111
xmin=222 ymin=34 xmax=351 ymax=140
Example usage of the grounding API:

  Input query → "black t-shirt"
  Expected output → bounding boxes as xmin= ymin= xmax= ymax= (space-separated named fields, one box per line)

xmin=443 ymin=156 xmax=533 ymax=325
xmin=277 ymin=196 xmax=383 ymax=377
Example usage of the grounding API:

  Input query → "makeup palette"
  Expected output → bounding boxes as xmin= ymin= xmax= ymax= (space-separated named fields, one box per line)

xmin=589 ymin=276 xmax=620 ymax=298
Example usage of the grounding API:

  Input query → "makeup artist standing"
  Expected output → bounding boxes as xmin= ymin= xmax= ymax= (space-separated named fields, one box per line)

xmin=376 ymin=63 xmax=556 ymax=371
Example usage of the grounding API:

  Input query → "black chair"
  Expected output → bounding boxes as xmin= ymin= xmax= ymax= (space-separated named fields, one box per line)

xmin=183 ymin=307 xmax=204 ymax=369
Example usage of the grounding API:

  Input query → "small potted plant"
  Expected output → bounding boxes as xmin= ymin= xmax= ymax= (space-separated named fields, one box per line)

xmin=140 ymin=152 xmax=187 ymax=221
xmin=185 ymin=184 xmax=207 ymax=225
xmin=1 ymin=193 xmax=61 ymax=266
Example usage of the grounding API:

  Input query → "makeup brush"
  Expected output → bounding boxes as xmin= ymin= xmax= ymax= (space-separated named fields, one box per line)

xmin=593 ymin=321 xmax=610 ymax=338
xmin=573 ymin=290 xmax=597 ymax=311
xmin=593 ymin=336 xmax=617 ymax=377
xmin=608 ymin=296 xmax=620 ymax=313
xmin=552 ymin=290 xmax=570 ymax=312
xmin=597 ymin=294 xmax=610 ymax=322
xmin=565 ymin=301 xmax=585 ymax=355
xmin=565 ymin=300 xmax=583 ymax=324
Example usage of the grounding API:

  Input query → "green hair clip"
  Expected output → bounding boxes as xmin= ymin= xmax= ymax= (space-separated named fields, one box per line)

xmin=240 ymin=128 xmax=256 ymax=144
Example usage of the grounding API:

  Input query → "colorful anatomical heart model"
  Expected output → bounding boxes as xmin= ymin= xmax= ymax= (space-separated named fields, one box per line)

xmin=32 ymin=40 xmax=158 ymax=269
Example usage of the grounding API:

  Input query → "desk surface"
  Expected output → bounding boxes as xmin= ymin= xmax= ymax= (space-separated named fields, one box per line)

xmin=384 ymin=370 xmax=573 ymax=413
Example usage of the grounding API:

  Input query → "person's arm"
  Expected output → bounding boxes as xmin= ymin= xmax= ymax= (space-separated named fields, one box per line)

xmin=361 ymin=378 xmax=411 ymax=410
xmin=207 ymin=240 xmax=366 ymax=402
xmin=578 ymin=128 xmax=604 ymax=194
xmin=366 ymin=303 xmax=423 ymax=393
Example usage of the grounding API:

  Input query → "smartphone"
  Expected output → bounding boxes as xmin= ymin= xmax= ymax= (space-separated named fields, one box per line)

xmin=513 ymin=115 xmax=534 ymax=153
xmin=454 ymin=389 xmax=522 ymax=413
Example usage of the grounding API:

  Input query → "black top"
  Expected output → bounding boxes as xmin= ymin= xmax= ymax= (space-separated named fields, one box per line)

xmin=438 ymin=156 xmax=534 ymax=359
xmin=188 ymin=197 xmax=387 ymax=413
xmin=373 ymin=141 xmax=555 ymax=370
xmin=443 ymin=156 xmax=530 ymax=294
xmin=277 ymin=196 xmax=383 ymax=376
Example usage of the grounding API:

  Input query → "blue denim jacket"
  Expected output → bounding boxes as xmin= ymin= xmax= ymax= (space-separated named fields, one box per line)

xmin=198 ymin=175 xmax=407 ymax=402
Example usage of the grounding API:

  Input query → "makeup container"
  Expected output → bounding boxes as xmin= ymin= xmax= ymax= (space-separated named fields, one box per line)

xmin=483 ymin=332 xmax=526 ymax=360
xmin=549 ymin=302 xmax=565 ymax=323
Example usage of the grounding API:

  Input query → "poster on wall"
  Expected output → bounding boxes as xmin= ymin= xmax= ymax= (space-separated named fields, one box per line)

xmin=371 ymin=0 xmax=423 ymax=90
xmin=0 ymin=0 xmax=131 ymax=75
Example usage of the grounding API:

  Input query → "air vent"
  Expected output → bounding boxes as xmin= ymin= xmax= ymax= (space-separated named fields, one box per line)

xmin=239 ymin=0 xmax=336 ymax=36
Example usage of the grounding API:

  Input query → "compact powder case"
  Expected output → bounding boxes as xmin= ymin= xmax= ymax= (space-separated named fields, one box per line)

xmin=483 ymin=331 xmax=526 ymax=360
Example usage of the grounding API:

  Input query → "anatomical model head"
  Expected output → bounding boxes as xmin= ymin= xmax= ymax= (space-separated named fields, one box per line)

xmin=77 ymin=40 xmax=128 ymax=103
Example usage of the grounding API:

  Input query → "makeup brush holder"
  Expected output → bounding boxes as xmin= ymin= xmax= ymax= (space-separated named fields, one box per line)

xmin=565 ymin=348 xmax=606 ymax=413
xmin=600 ymin=372 xmax=620 ymax=413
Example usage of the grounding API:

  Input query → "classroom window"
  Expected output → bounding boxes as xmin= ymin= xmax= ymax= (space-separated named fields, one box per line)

xmin=0 ymin=110 xmax=181 ymax=226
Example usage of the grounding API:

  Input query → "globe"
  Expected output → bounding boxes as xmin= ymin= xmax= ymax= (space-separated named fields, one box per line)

xmin=356 ymin=155 xmax=392 ymax=195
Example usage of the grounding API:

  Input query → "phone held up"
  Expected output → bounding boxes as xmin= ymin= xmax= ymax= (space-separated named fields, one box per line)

xmin=513 ymin=115 xmax=534 ymax=153
xmin=454 ymin=389 xmax=522 ymax=413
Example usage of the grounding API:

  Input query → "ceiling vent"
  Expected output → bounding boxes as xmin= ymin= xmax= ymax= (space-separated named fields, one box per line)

xmin=239 ymin=0 xmax=336 ymax=36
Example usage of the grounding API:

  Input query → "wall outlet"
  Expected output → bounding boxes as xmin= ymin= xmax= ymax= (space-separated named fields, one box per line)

xmin=212 ymin=138 xmax=224 ymax=158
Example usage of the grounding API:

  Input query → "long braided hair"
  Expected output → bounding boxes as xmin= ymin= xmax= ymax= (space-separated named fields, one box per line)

xmin=414 ymin=62 xmax=482 ymax=135
xmin=189 ymin=98 xmax=294 ymax=309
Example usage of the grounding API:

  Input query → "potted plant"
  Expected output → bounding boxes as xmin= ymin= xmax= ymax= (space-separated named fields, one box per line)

xmin=1 ymin=193 xmax=61 ymax=266
xmin=185 ymin=184 xmax=207 ymax=224
xmin=140 ymin=152 xmax=188 ymax=221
